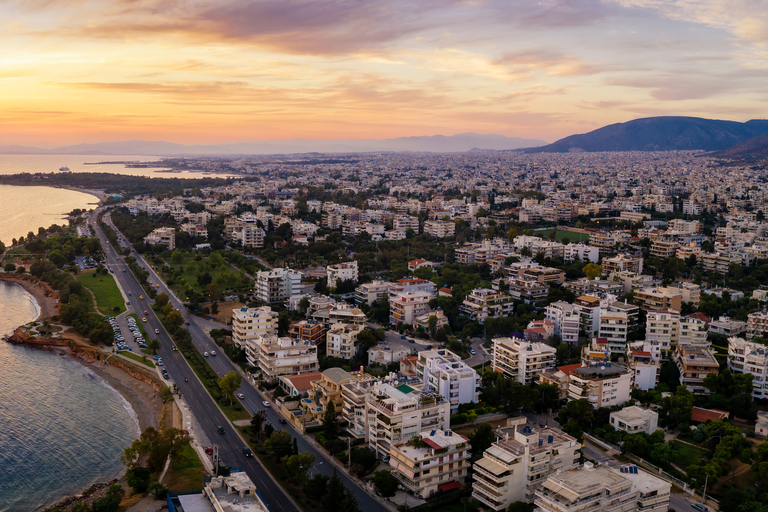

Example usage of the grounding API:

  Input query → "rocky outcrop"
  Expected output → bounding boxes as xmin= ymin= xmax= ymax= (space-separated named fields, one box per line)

xmin=6 ymin=328 xmax=70 ymax=347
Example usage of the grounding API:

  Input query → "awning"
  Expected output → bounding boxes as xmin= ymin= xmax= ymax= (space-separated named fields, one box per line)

xmin=438 ymin=481 xmax=463 ymax=492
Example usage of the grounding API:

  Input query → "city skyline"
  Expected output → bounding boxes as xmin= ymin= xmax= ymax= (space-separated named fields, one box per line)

xmin=1 ymin=0 xmax=767 ymax=146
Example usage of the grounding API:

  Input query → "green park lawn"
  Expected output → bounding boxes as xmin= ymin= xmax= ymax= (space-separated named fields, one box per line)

xmin=158 ymin=252 xmax=251 ymax=299
xmin=670 ymin=440 xmax=709 ymax=469
xmin=532 ymin=228 xmax=590 ymax=243
xmin=76 ymin=269 xmax=126 ymax=315
xmin=162 ymin=442 xmax=207 ymax=491
xmin=116 ymin=351 xmax=155 ymax=368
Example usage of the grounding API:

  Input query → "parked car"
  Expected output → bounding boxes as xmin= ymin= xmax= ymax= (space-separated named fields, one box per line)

xmin=205 ymin=446 xmax=214 ymax=455
xmin=262 ymin=401 xmax=270 ymax=407
xmin=692 ymin=505 xmax=707 ymax=512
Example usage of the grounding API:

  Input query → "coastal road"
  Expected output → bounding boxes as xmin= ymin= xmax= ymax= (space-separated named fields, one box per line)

xmin=90 ymin=210 xmax=389 ymax=512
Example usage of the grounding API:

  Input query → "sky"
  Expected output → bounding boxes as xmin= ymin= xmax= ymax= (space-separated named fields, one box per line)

xmin=1 ymin=0 xmax=767 ymax=146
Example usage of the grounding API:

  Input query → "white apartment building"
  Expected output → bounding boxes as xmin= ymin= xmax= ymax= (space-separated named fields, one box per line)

xmin=626 ymin=341 xmax=661 ymax=391
xmin=645 ymin=311 xmax=679 ymax=351
xmin=492 ymin=337 xmax=556 ymax=384
xmin=255 ymin=268 xmax=302 ymax=306
xmin=673 ymin=344 xmax=719 ymax=395
xmin=389 ymin=429 xmax=471 ymax=499
xmin=564 ymin=243 xmax=599 ymax=263
xmin=574 ymin=296 xmax=602 ymax=337
xmin=728 ymin=336 xmax=768 ymax=400
xmin=568 ymin=364 xmax=632 ymax=407
xmin=326 ymin=323 xmax=364 ymax=360
xmin=535 ymin=463 xmax=670 ymax=512
xmin=144 ymin=227 xmax=176 ymax=250
xmin=472 ymin=423 xmax=580 ymax=510
xmin=257 ymin=336 xmax=319 ymax=380
xmin=747 ymin=310 xmax=768 ymax=339
xmin=327 ymin=260 xmax=358 ymax=289
xmin=232 ymin=306 xmax=278 ymax=353
xmin=545 ymin=301 xmax=581 ymax=345
xmin=354 ymin=279 xmax=391 ymax=306
xmin=417 ymin=349 xmax=480 ymax=412
xmin=424 ymin=220 xmax=456 ymax=238
xmin=393 ymin=215 xmax=420 ymax=234
xmin=598 ymin=309 xmax=629 ymax=355
xmin=388 ymin=277 xmax=437 ymax=301
xmin=459 ymin=288 xmax=515 ymax=324
xmin=609 ymin=406 xmax=659 ymax=435
xmin=390 ymin=291 xmax=432 ymax=325
xmin=679 ymin=314 xmax=709 ymax=346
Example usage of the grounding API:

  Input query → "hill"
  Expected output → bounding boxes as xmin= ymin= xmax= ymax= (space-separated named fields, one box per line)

xmin=523 ymin=117 xmax=768 ymax=153
xmin=710 ymin=133 xmax=768 ymax=160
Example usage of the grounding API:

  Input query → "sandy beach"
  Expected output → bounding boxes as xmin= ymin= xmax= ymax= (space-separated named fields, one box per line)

xmin=0 ymin=274 xmax=59 ymax=320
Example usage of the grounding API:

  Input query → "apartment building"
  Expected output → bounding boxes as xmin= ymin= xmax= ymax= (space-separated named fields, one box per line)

xmin=634 ymin=287 xmax=682 ymax=312
xmin=564 ymin=243 xmax=600 ymax=263
xmin=390 ymin=291 xmax=432 ymax=325
xmin=673 ymin=345 xmax=719 ymax=394
xmin=459 ymin=288 xmax=515 ymax=324
xmin=388 ymin=277 xmax=437 ymax=301
xmin=232 ymin=306 xmax=278 ymax=352
xmin=286 ymin=319 xmax=325 ymax=345
xmin=326 ymin=323 xmax=364 ymax=359
xmin=650 ymin=240 xmax=679 ymax=259
xmin=301 ymin=367 xmax=354 ymax=423
xmin=609 ymin=406 xmax=659 ymax=435
xmin=366 ymin=384 xmax=450 ymax=457
xmin=424 ymin=220 xmax=456 ymax=238
xmin=708 ymin=315 xmax=748 ymax=336
xmin=322 ymin=211 xmax=343 ymax=229
xmin=574 ymin=296 xmax=602 ymax=337
xmin=626 ymin=341 xmax=661 ymax=391
xmin=589 ymin=231 xmax=615 ymax=254
xmin=664 ymin=282 xmax=702 ymax=304
xmin=645 ymin=311 xmax=679 ymax=351
xmin=568 ymin=364 xmax=632 ymax=407
xmin=602 ymin=254 xmax=643 ymax=275
xmin=534 ymin=463 xmax=670 ymax=512
xmin=521 ymin=266 xmax=566 ymax=285
xmin=545 ymin=301 xmax=581 ymax=345
xmin=728 ymin=336 xmax=768 ymax=400
xmin=326 ymin=260 xmax=358 ymax=289
xmin=700 ymin=252 xmax=742 ymax=274
xmin=747 ymin=310 xmax=768 ymax=338
xmin=389 ymin=429 xmax=471 ymax=499
xmin=257 ymin=336 xmax=319 ymax=380
xmin=417 ymin=349 xmax=480 ymax=412
xmin=679 ymin=314 xmax=709 ymax=346
xmin=255 ymin=268 xmax=302 ymax=306
xmin=492 ymin=337 xmax=556 ymax=384
xmin=393 ymin=215 xmax=420 ymax=234
xmin=472 ymin=422 xmax=580 ymax=510
xmin=503 ymin=276 xmax=550 ymax=304
xmin=598 ymin=309 xmax=629 ymax=355
xmin=144 ymin=227 xmax=176 ymax=250
xmin=224 ymin=214 xmax=266 ymax=248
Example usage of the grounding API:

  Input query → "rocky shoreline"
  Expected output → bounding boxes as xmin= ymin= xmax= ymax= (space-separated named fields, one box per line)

xmin=40 ymin=480 xmax=120 ymax=512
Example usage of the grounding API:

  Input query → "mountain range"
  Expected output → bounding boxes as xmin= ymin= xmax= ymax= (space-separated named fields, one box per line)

xmin=0 ymin=133 xmax=547 ymax=156
xmin=523 ymin=116 xmax=768 ymax=153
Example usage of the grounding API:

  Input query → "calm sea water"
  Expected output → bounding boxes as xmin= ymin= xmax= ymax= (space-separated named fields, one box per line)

xmin=0 ymin=154 xmax=199 ymax=178
xmin=0 ymin=282 xmax=140 ymax=512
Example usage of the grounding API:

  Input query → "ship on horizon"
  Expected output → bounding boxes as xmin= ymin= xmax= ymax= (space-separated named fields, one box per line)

xmin=59 ymin=165 xmax=70 ymax=171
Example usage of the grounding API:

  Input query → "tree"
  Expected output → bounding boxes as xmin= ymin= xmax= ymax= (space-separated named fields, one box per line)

xmin=218 ymin=370 xmax=243 ymax=405
xmin=372 ymin=470 xmax=400 ymax=498
xmin=469 ymin=423 xmax=495 ymax=462
xmin=206 ymin=283 xmax=221 ymax=303
xmin=121 ymin=427 xmax=190 ymax=472
xmin=278 ymin=310 xmax=291 ymax=336
xmin=250 ymin=411 xmax=266 ymax=439
xmin=90 ymin=484 xmax=124 ymax=512
xmin=357 ymin=329 xmax=377 ymax=351
xmin=155 ymin=293 xmax=170 ymax=309
xmin=282 ymin=452 xmax=316 ymax=482
xmin=171 ymin=249 xmax=184 ymax=264
xmin=323 ymin=400 xmax=338 ymax=439
xmin=665 ymin=386 xmax=694 ymax=427
xmin=266 ymin=430 xmax=293 ymax=459
xmin=508 ymin=502 xmax=533 ymax=512
xmin=584 ymin=263 xmax=602 ymax=280
xmin=165 ymin=310 xmax=183 ymax=333
xmin=263 ymin=422 xmax=275 ymax=438
xmin=147 ymin=338 xmax=161 ymax=355
xmin=126 ymin=466 xmax=152 ymax=494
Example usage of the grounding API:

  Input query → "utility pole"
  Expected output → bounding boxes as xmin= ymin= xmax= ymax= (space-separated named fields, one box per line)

xmin=214 ymin=444 xmax=219 ymax=475
xmin=702 ymin=474 xmax=708 ymax=504
xmin=348 ymin=436 xmax=352 ymax=469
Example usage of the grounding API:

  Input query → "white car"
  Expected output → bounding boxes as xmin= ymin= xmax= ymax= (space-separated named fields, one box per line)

xmin=204 ymin=352 xmax=209 ymax=357
xmin=237 ymin=393 xmax=245 ymax=399
xmin=155 ymin=328 xmax=160 ymax=334
xmin=262 ymin=401 xmax=270 ymax=407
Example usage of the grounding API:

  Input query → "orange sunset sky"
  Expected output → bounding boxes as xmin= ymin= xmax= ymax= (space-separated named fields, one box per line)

xmin=1 ymin=0 xmax=767 ymax=146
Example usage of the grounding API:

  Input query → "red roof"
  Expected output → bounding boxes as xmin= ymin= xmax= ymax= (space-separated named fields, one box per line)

xmin=632 ymin=351 xmax=653 ymax=357
xmin=691 ymin=407 xmax=729 ymax=423
xmin=558 ymin=363 xmax=583 ymax=376
xmin=594 ymin=337 xmax=609 ymax=345
xmin=409 ymin=259 xmax=428 ymax=265
xmin=423 ymin=438 xmax=443 ymax=450
xmin=438 ymin=481 xmax=463 ymax=492
xmin=687 ymin=312 xmax=711 ymax=324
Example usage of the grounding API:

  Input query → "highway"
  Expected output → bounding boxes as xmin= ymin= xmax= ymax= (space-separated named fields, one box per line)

xmin=89 ymin=210 xmax=388 ymax=512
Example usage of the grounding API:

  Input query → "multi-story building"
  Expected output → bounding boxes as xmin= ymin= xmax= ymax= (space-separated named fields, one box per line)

xmin=700 ymin=252 xmax=742 ymax=274
xmin=322 ymin=211 xmax=343 ymax=229
xmin=568 ymin=364 xmax=632 ymax=407
xmin=503 ymin=276 xmax=550 ymax=304
xmin=708 ymin=315 xmax=748 ymax=336
xmin=564 ymin=243 xmax=600 ymax=263
xmin=287 ymin=319 xmax=325 ymax=345
xmin=232 ymin=306 xmax=278 ymax=352
xmin=545 ymin=301 xmax=581 ymax=345
xmin=417 ymin=349 xmax=480 ymax=412
xmin=492 ymin=337 xmax=556 ymax=384
xmin=459 ymin=288 xmax=515 ymax=323
xmin=326 ymin=323 xmax=364 ymax=359
xmin=602 ymin=254 xmax=643 ymax=275
xmin=257 ymin=336 xmax=319 ymax=380
xmin=589 ymin=231 xmax=615 ymax=254
xmin=255 ymin=268 xmax=303 ymax=306
xmin=327 ymin=260 xmax=358 ymax=289
xmin=390 ymin=291 xmax=432 ymax=325
xmin=626 ymin=341 xmax=661 ymax=391
xmin=389 ymin=429 xmax=471 ymax=499
xmin=301 ymin=368 xmax=354 ymax=423
xmin=574 ymin=295 xmax=602 ymax=337
xmin=728 ymin=336 xmax=768 ymax=400
xmin=598 ymin=309 xmax=629 ymax=354
xmin=224 ymin=214 xmax=266 ymax=248
xmin=472 ymin=421 xmax=580 ymax=510
xmin=645 ymin=311 xmax=679 ymax=351
xmin=679 ymin=314 xmax=709 ymax=346
xmin=535 ymin=463 xmax=670 ymax=512
xmin=144 ymin=227 xmax=176 ymax=250
xmin=673 ymin=345 xmax=719 ymax=394
xmin=747 ymin=310 xmax=768 ymax=338
xmin=388 ymin=277 xmax=437 ymax=301
xmin=424 ymin=220 xmax=456 ymax=238
xmin=650 ymin=240 xmax=679 ymax=259
xmin=393 ymin=215 xmax=420 ymax=234
xmin=634 ymin=287 xmax=682 ymax=312
xmin=609 ymin=406 xmax=659 ymax=435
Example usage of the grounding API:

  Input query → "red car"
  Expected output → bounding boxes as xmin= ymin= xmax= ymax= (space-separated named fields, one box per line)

xmin=186 ymin=320 xmax=191 ymax=325
xmin=205 ymin=446 xmax=213 ymax=455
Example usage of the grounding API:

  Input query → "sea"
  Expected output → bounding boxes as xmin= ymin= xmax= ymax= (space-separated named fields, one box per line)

xmin=0 ymin=282 xmax=140 ymax=512
xmin=0 ymin=154 xmax=192 ymax=511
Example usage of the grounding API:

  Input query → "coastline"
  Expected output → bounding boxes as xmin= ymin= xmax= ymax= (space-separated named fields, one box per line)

xmin=0 ymin=274 xmax=59 ymax=320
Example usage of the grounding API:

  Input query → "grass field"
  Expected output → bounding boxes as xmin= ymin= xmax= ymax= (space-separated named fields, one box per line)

xmin=116 ymin=351 xmax=155 ymax=368
xmin=163 ymin=442 xmax=208 ymax=491
xmin=158 ymin=252 xmax=251 ymax=298
xmin=532 ymin=228 xmax=590 ymax=243
xmin=670 ymin=440 xmax=709 ymax=469
xmin=77 ymin=269 xmax=126 ymax=316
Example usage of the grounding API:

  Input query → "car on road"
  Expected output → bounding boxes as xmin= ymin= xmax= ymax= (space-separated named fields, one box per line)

xmin=237 ymin=393 xmax=245 ymax=399
xmin=139 ymin=295 xmax=144 ymax=299
xmin=155 ymin=328 xmax=160 ymax=334
xmin=144 ymin=310 xmax=148 ymax=315
xmin=218 ymin=425 xmax=226 ymax=434
xmin=163 ymin=373 xmax=169 ymax=379
xmin=243 ymin=447 xmax=253 ymax=457
xmin=172 ymin=345 xmax=178 ymax=351
xmin=210 ymin=350 xmax=216 ymax=356
xmin=469 ymin=348 xmax=477 ymax=355
xmin=692 ymin=505 xmax=707 ymax=512
xmin=185 ymin=320 xmax=190 ymax=325
xmin=401 ymin=335 xmax=406 ymax=339
xmin=203 ymin=352 xmax=209 ymax=357
xmin=425 ymin=345 xmax=433 ymax=349
xmin=205 ymin=446 xmax=214 ymax=455
xmin=262 ymin=401 xmax=270 ymax=407
xmin=128 ymin=291 xmax=132 ymax=296
xmin=279 ymin=418 xmax=287 ymax=424
xmin=142 ymin=317 xmax=147 ymax=322
xmin=126 ymin=301 xmax=130 ymax=305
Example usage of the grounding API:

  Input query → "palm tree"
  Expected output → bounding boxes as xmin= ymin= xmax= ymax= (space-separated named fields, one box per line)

xmin=147 ymin=338 xmax=161 ymax=355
